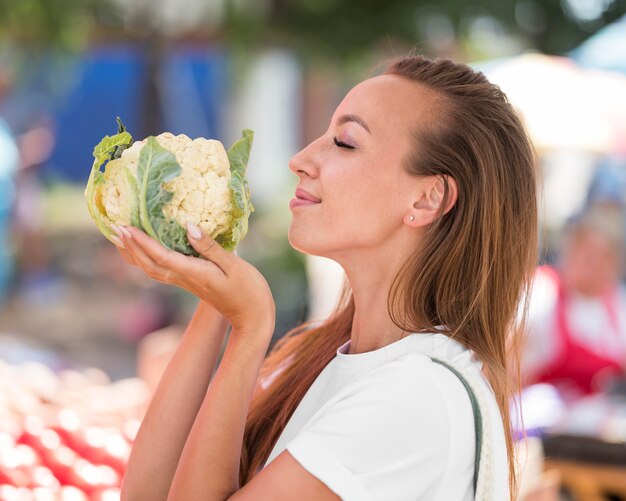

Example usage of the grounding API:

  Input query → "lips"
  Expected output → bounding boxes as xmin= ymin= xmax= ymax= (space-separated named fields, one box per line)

xmin=295 ymin=188 xmax=321 ymax=203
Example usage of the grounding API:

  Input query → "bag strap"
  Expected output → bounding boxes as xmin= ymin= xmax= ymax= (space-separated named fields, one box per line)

xmin=429 ymin=357 xmax=483 ymax=495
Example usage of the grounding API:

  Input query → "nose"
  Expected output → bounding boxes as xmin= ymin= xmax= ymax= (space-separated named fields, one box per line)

xmin=289 ymin=137 xmax=321 ymax=179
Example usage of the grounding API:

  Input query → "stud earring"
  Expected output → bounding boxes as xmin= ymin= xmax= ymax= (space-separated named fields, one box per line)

xmin=409 ymin=216 xmax=415 ymax=221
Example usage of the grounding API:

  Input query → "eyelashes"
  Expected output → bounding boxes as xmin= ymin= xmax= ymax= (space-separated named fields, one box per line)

xmin=333 ymin=137 xmax=356 ymax=150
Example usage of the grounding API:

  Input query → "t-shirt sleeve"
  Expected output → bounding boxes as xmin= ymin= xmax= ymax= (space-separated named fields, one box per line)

xmin=285 ymin=357 xmax=476 ymax=501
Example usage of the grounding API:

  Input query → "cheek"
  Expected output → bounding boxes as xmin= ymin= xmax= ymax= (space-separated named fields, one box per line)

xmin=287 ymin=166 xmax=403 ymax=254
xmin=287 ymin=200 xmax=392 ymax=256
xmin=324 ymin=176 xmax=395 ymax=230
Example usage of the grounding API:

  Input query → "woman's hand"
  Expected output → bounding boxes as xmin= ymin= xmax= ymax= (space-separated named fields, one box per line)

xmin=111 ymin=223 xmax=275 ymax=338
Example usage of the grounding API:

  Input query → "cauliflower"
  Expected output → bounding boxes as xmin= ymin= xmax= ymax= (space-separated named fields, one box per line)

xmin=85 ymin=119 xmax=254 ymax=255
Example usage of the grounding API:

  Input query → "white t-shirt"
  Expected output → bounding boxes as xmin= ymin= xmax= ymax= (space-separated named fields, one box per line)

xmin=261 ymin=332 xmax=509 ymax=501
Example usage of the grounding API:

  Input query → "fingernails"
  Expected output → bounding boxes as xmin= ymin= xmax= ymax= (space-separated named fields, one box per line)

xmin=111 ymin=224 xmax=124 ymax=239
xmin=110 ymin=235 xmax=125 ymax=249
xmin=119 ymin=226 xmax=133 ymax=238
xmin=186 ymin=222 xmax=202 ymax=240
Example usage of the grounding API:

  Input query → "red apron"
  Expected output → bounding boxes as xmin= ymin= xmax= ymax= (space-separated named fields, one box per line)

xmin=534 ymin=265 xmax=624 ymax=396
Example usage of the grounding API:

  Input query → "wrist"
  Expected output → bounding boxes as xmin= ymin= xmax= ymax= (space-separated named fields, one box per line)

xmin=196 ymin=299 xmax=220 ymax=314
xmin=184 ymin=300 xmax=229 ymax=342
xmin=231 ymin=315 xmax=274 ymax=345
xmin=231 ymin=298 xmax=275 ymax=334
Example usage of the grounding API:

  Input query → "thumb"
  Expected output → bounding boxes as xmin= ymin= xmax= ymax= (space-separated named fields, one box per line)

xmin=186 ymin=222 xmax=232 ymax=268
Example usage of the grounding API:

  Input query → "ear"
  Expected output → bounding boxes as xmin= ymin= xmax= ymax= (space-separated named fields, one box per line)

xmin=405 ymin=175 xmax=458 ymax=227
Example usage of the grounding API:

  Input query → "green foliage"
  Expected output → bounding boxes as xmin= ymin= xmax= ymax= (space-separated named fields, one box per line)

xmin=1 ymin=0 xmax=623 ymax=61
xmin=223 ymin=0 xmax=626 ymax=61
xmin=0 ymin=0 xmax=111 ymax=50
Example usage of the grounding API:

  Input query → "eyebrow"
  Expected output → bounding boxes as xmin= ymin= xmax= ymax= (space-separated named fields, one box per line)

xmin=337 ymin=114 xmax=371 ymax=134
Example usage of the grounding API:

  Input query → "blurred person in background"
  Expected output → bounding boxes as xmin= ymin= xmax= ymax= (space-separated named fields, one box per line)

xmin=113 ymin=55 xmax=537 ymax=501
xmin=0 ymin=54 xmax=56 ymax=304
xmin=521 ymin=206 xmax=626 ymax=400
xmin=12 ymin=113 xmax=56 ymax=303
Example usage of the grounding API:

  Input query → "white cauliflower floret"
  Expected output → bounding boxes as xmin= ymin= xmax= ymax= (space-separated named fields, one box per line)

xmin=98 ymin=158 xmax=134 ymax=226
xmin=105 ymin=132 xmax=234 ymax=238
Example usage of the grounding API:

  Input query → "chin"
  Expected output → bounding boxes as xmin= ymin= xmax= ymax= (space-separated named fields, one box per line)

xmin=288 ymin=223 xmax=328 ymax=257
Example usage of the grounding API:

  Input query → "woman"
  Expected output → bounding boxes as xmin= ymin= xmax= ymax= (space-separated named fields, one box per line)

xmin=522 ymin=207 xmax=626 ymax=399
xmin=115 ymin=55 xmax=537 ymax=501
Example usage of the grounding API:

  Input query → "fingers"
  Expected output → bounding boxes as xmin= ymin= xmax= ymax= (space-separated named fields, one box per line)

xmin=110 ymin=225 xmax=167 ymax=280
xmin=124 ymin=225 xmax=188 ymax=271
xmin=119 ymin=225 xmax=226 ymax=283
xmin=185 ymin=222 xmax=234 ymax=274
xmin=115 ymin=244 xmax=135 ymax=265
xmin=110 ymin=229 xmax=136 ymax=265
xmin=119 ymin=226 xmax=173 ymax=278
xmin=110 ymin=234 xmax=124 ymax=249
xmin=109 ymin=223 xmax=230 ymax=298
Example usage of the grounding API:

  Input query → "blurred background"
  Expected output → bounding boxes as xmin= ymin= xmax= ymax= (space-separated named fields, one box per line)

xmin=1 ymin=0 xmax=626 ymax=499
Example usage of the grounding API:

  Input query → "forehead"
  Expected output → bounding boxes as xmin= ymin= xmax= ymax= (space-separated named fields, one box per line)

xmin=333 ymin=74 xmax=438 ymax=137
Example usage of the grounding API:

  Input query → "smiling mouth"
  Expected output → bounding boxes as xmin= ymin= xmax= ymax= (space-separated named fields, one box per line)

xmin=295 ymin=188 xmax=321 ymax=203
xmin=289 ymin=198 xmax=320 ymax=209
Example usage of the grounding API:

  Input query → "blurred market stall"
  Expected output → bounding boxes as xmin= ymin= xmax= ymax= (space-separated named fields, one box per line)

xmin=483 ymin=52 xmax=626 ymax=154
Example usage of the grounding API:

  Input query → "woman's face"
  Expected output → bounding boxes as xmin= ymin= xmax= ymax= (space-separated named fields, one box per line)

xmin=562 ymin=228 xmax=621 ymax=296
xmin=288 ymin=74 xmax=437 ymax=259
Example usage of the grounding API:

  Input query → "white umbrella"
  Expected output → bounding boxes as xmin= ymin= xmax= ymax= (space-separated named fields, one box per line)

xmin=479 ymin=52 xmax=626 ymax=154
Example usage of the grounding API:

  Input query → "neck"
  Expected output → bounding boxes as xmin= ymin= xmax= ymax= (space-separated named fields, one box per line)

xmin=337 ymin=246 xmax=412 ymax=355
xmin=322 ymin=223 xmax=423 ymax=355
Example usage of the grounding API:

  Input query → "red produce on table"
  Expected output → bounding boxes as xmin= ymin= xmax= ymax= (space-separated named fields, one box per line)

xmin=122 ymin=420 xmax=140 ymax=444
xmin=0 ymin=469 xmax=15 ymax=484
xmin=0 ymin=431 xmax=15 ymax=450
xmin=17 ymin=416 xmax=46 ymax=452
xmin=76 ymin=427 xmax=106 ymax=464
xmin=95 ymin=430 xmax=129 ymax=475
xmin=0 ymin=467 xmax=29 ymax=487
xmin=91 ymin=487 xmax=121 ymax=501
xmin=41 ymin=445 xmax=80 ymax=486
xmin=50 ymin=410 xmax=83 ymax=455
xmin=0 ymin=485 xmax=19 ymax=501
xmin=31 ymin=486 xmax=57 ymax=501
xmin=59 ymin=485 xmax=89 ymax=500
xmin=0 ymin=442 xmax=43 ymax=488
xmin=0 ymin=359 xmax=147 ymax=500
xmin=28 ymin=466 xmax=60 ymax=489
xmin=65 ymin=459 xmax=120 ymax=495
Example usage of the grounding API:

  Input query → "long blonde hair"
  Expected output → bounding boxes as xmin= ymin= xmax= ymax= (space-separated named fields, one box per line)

xmin=240 ymin=55 xmax=538 ymax=500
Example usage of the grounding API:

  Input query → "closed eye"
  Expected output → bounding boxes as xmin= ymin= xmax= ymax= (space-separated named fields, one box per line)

xmin=333 ymin=137 xmax=355 ymax=150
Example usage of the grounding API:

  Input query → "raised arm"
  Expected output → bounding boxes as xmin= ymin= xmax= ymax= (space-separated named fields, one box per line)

xmin=112 ymin=224 xmax=344 ymax=501
xmin=111 ymin=223 xmax=275 ymax=500
xmin=121 ymin=300 xmax=229 ymax=501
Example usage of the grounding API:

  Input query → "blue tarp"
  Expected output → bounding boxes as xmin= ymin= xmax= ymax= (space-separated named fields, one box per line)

xmin=45 ymin=44 xmax=227 ymax=183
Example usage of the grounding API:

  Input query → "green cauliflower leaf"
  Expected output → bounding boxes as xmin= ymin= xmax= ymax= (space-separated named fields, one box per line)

xmin=217 ymin=129 xmax=255 ymax=251
xmin=136 ymin=136 xmax=197 ymax=255
xmin=84 ymin=130 xmax=134 ymax=242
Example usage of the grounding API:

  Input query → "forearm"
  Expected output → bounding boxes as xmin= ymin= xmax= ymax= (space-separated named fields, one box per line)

xmin=122 ymin=300 xmax=229 ymax=501
xmin=167 ymin=323 xmax=273 ymax=501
